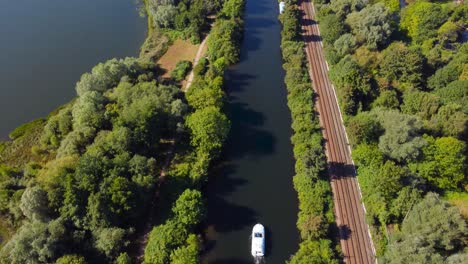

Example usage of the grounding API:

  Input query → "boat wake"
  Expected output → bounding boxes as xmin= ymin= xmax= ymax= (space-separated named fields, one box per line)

xmin=253 ymin=256 xmax=265 ymax=264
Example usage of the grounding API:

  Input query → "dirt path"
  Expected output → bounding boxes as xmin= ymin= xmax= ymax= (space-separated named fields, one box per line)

xmin=184 ymin=35 xmax=209 ymax=92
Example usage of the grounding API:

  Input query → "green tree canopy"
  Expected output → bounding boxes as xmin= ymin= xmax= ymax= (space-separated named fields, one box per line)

xmin=346 ymin=3 xmax=394 ymax=49
xmin=186 ymin=106 xmax=230 ymax=156
xmin=409 ymin=136 xmax=466 ymax=190
xmin=56 ymin=254 xmax=87 ymax=264
xmin=346 ymin=111 xmax=382 ymax=146
xmin=172 ymin=189 xmax=205 ymax=227
xmin=379 ymin=42 xmax=425 ymax=88
xmin=400 ymin=1 xmax=450 ymax=43
xmin=287 ymin=239 xmax=338 ymax=264
xmin=376 ymin=109 xmax=427 ymax=162
xmin=382 ymin=193 xmax=467 ymax=263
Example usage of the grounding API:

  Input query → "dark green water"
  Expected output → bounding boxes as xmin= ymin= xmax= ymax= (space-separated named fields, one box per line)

xmin=204 ymin=0 xmax=299 ymax=263
xmin=0 ymin=0 xmax=145 ymax=139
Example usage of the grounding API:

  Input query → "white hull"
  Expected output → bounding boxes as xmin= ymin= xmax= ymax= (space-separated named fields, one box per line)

xmin=251 ymin=223 xmax=265 ymax=257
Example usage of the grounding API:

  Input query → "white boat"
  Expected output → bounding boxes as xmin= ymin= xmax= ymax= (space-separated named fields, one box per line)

xmin=251 ymin=223 xmax=265 ymax=257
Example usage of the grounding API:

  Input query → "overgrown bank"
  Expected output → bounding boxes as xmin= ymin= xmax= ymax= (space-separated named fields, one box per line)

xmin=0 ymin=0 xmax=245 ymax=263
xmin=279 ymin=1 xmax=338 ymax=263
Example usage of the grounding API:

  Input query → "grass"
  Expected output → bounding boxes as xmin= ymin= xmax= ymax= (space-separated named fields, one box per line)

xmin=0 ymin=119 xmax=46 ymax=168
xmin=8 ymin=118 xmax=46 ymax=140
xmin=445 ymin=191 xmax=468 ymax=219
xmin=157 ymin=39 xmax=200 ymax=78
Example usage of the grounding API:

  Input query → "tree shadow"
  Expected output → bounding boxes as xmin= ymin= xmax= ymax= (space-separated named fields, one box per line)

xmin=338 ymin=224 xmax=352 ymax=240
xmin=239 ymin=0 xmax=283 ymax=60
xmin=328 ymin=162 xmax=357 ymax=179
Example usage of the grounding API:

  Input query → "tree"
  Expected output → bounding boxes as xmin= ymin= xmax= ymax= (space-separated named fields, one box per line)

xmin=221 ymin=0 xmax=244 ymax=19
xmin=151 ymin=4 xmax=177 ymax=28
xmin=186 ymin=86 xmax=224 ymax=110
xmin=346 ymin=3 xmax=394 ymax=49
xmin=143 ymin=220 xmax=187 ymax=264
xmin=169 ymin=234 xmax=200 ymax=264
xmin=379 ymin=42 xmax=425 ymax=88
xmin=389 ymin=186 xmax=421 ymax=221
xmin=171 ymin=60 xmax=192 ymax=82
xmin=400 ymin=2 xmax=449 ymax=43
xmin=438 ymin=21 xmax=459 ymax=43
xmin=333 ymin=34 xmax=357 ymax=57
xmin=0 ymin=219 xmax=65 ymax=264
xmin=280 ymin=4 xmax=302 ymax=41
xmin=186 ymin=106 xmax=230 ymax=156
xmin=401 ymin=91 xmax=440 ymax=120
xmin=429 ymin=103 xmax=468 ymax=137
xmin=374 ymin=161 xmax=405 ymax=201
xmin=371 ymin=89 xmax=400 ymax=109
xmin=287 ymin=239 xmax=338 ymax=264
xmin=20 ymin=185 xmax=49 ymax=221
xmin=352 ymin=143 xmax=384 ymax=168
xmin=75 ymin=58 xmax=146 ymax=96
xmin=329 ymin=0 xmax=366 ymax=18
xmin=116 ymin=252 xmax=132 ymax=264
xmin=428 ymin=55 xmax=467 ymax=90
xmin=376 ymin=110 xmax=427 ymax=162
xmin=106 ymin=176 xmax=135 ymax=215
xmin=207 ymin=18 xmax=242 ymax=64
xmin=94 ymin=227 xmax=128 ymax=259
xmin=56 ymin=255 xmax=87 ymax=264
xmin=72 ymin=91 xmax=106 ymax=130
xmin=319 ymin=14 xmax=345 ymax=46
xmin=329 ymin=56 xmax=372 ymax=115
xmin=172 ymin=189 xmax=205 ymax=227
xmin=382 ymin=193 xmax=467 ymax=263
xmin=409 ymin=136 xmax=466 ymax=190
xmin=346 ymin=111 xmax=382 ymax=146
xmin=435 ymin=80 xmax=468 ymax=113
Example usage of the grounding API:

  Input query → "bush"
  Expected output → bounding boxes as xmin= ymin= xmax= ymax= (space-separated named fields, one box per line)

xmin=171 ymin=60 xmax=192 ymax=81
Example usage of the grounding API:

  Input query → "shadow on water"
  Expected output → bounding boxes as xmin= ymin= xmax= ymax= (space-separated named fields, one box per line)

xmin=203 ymin=0 xmax=299 ymax=263
xmin=237 ymin=0 xmax=278 ymax=60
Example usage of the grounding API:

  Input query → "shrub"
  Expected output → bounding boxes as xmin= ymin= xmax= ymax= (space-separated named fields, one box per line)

xmin=171 ymin=60 xmax=192 ymax=81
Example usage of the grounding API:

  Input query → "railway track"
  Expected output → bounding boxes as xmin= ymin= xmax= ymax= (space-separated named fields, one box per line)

xmin=299 ymin=1 xmax=376 ymax=263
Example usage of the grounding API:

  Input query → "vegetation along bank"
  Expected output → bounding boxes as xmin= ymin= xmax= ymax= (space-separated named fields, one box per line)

xmin=279 ymin=1 xmax=339 ymax=263
xmin=0 ymin=0 xmax=245 ymax=263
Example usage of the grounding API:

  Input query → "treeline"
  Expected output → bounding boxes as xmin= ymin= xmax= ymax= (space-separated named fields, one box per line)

xmin=0 ymin=58 xmax=188 ymax=263
xmin=145 ymin=0 xmax=243 ymax=43
xmin=279 ymin=1 xmax=338 ymax=263
xmin=142 ymin=0 xmax=245 ymax=263
xmin=313 ymin=0 xmax=467 ymax=261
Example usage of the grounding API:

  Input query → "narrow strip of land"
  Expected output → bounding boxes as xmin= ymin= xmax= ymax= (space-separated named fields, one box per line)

xmin=299 ymin=1 xmax=375 ymax=263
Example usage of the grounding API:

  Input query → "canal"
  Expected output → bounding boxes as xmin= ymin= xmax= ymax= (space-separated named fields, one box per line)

xmin=0 ymin=0 xmax=145 ymax=139
xmin=204 ymin=0 xmax=299 ymax=263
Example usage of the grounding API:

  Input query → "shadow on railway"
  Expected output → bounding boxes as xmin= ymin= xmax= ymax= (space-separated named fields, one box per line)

xmin=338 ymin=224 xmax=352 ymax=240
xmin=328 ymin=162 xmax=357 ymax=179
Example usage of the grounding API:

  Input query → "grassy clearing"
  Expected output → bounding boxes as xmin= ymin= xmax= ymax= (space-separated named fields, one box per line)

xmin=0 ymin=119 xmax=45 ymax=168
xmin=8 ymin=118 xmax=46 ymax=140
xmin=157 ymin=39 xmax=200 ymax=77
xmin=445 ymin=191 xmax=468 ymax=219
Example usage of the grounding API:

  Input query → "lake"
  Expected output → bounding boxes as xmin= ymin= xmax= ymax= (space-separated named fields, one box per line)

xmin=0 ymin=0 xmax=146 ymax=139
